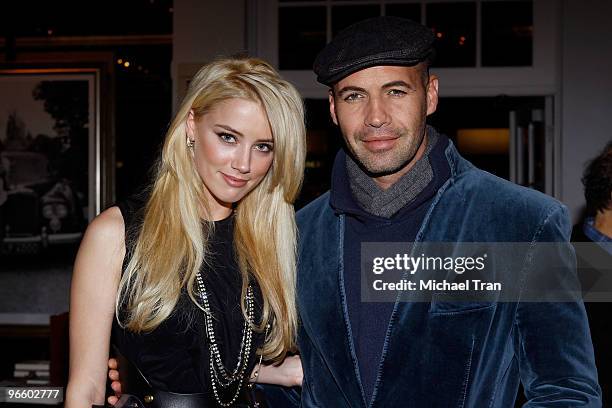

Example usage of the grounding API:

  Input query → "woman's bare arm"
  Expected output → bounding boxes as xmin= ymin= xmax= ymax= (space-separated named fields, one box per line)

xmin=107 ymin=354 xmax=304 ymax=402
xmin=65 ymin=207 xmax=125 ymax=407
xmin=253 ymin=355 xmax=303 ymax=388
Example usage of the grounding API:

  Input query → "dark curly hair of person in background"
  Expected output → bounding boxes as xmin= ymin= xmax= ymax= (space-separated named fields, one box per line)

xmin=583 ymin=141 xmax=612 ymax=215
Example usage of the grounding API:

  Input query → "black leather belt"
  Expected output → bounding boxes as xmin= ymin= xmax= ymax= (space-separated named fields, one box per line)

xmin=109 ymin=345 xmax=265 ymax=408
xmin=112 ymin=388 xmax=262 ymax=408
xmin=113 ymin=391 xmax=208 ymax=408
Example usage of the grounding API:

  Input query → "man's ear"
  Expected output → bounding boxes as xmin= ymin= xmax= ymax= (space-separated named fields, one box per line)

xmin=186 ymin=109 xmax=196 ymax=142
xmin=328 ymin=89 xmax=339 ymax=126
xmin=426 ymin=75 xmax=439 ymax=116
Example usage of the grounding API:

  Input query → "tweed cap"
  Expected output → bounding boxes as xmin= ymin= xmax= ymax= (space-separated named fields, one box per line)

xmin=313 ymin=16 xmax=435 ymax=85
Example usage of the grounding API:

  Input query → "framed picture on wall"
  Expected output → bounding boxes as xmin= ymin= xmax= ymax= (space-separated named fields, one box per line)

xmin=0 ymin=68 xmax=101 ymax=256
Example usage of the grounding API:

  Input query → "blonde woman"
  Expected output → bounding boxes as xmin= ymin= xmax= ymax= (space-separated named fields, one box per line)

xmin=66 ymin=58 xmax=306 ymax=407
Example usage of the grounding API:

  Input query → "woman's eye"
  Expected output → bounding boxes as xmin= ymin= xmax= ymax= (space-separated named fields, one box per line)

xmin=254 ymin=143 xmax=273 ymax=152
xmin=218 ymin=133 xmax=236 ymax=143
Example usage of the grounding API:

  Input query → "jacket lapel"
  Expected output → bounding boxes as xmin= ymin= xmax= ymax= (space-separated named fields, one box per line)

xmin=298 ymin=210 xmax=367 ymax=408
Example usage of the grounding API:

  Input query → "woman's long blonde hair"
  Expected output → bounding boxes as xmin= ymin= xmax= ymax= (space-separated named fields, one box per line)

xmin=116 ymin=57 xmax=306 ymax=362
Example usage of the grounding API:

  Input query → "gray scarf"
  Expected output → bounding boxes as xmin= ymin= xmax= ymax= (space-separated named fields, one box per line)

xmin=346 ymin=128 xmax=438 ymax=218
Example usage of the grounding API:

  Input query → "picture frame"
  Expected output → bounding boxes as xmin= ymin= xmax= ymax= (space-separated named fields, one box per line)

xmin=0 ymin=55 xmax=113 ymax=332
xmin=0 ymin=68 xmax=102 ymax=254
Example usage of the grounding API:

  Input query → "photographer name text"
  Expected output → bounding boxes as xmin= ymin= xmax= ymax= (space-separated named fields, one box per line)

xmin=372 ymin=279 xmax=501 ymax=292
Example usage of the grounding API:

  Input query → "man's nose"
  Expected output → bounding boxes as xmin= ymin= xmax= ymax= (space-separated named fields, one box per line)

xmin=364 ymin=97 xmax=390 ymax=128
xmin=231 ymin=146 xmax=251 ymax=174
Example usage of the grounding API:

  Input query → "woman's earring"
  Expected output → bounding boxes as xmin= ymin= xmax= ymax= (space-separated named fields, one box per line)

xmin=187 ymin=139 xmax=195 ymax=149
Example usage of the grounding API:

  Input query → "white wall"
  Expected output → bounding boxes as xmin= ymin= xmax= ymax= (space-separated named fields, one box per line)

xmin=172 ymin=0 xmax=247 ymax=109
xmin=560 ymin=0 xmax=612 ymax=221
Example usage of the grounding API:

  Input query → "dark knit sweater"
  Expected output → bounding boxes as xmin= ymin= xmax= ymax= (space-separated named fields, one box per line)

xmin=329 ymin=133 xmax=451 ymax=403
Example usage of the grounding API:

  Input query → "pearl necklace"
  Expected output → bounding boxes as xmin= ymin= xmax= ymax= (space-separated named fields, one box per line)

xmin=196 ymin=270 xmax=255 ymax=407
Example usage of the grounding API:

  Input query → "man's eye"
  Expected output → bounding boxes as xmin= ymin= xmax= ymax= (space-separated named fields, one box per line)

xmin=254 ymin=143 xmax=273 ymax=152
xmin=388 ymin=89 xmax=407 ymax=96
xmin=344 ymin=93 xmax=362 ymax=102
xmin=218 ymin=133 xmax=236 ymax=143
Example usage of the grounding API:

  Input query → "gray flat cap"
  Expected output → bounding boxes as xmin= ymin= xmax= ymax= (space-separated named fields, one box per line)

xmin=313 ymin=16 xmax=435 ymax=85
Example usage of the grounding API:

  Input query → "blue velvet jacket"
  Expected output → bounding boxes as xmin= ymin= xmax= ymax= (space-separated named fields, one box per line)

xmin=295 ymin=142 xmax=601 ymax=407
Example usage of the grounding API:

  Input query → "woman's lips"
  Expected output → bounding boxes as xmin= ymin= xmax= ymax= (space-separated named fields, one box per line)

xmin=221 ymin=172 xmax=248 ymax=187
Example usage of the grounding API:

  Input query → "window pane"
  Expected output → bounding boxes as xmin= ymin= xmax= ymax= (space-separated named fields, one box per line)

xmin=297 ymin=99 xmax=342 ymax=209
xmin=386 ymin=3 xmax=421 ymax=23
xmin=279 ymin=6 xmax=326 ymax=70
xmin=1 ymin=0 xmax=173 ymax=37
xmin=482 ymin=1 xmax=533 ymax=67
xmin=426 ymin=2 xmax=476 ymax=67
xmin=332 ymin=5 xmax=381 ymax=36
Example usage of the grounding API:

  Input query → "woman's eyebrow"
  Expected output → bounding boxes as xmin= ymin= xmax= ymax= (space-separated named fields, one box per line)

xmin=216 ymin=124 xmax=273 ymax=143
xmin=215 ymin=124 xmax=244 ymax=136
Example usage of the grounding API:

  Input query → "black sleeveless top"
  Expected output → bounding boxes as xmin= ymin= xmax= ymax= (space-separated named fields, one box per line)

xmin=111 ymin=196 xmax=265 ymax=396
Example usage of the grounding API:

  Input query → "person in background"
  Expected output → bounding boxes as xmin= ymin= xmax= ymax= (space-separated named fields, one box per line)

xmin=572 ymin=140 xmax=612 ymax=406
xmin=573 ymin=141 xmax=612 ymax=247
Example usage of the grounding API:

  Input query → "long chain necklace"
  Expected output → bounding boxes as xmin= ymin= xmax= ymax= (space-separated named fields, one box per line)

xmin=195 ymin=270 xmax=255 ymax=407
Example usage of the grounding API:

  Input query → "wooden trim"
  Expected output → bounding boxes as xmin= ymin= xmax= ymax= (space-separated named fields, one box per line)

xmin=0 ymin=325 xmax=50 ymax=338
xmin=0 ymin=34 xmax=172 ymax=48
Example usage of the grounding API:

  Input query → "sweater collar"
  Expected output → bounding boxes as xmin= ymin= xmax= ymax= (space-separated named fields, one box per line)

xmin=330 ymin=126 xmax=450 ymax=219
xmin=345 ymin=131 xmax=438 ymax=218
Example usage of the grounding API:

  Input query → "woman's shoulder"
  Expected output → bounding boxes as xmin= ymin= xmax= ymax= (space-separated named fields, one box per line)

xmin=72 ymin=206 xmax=126 ymax=286
xmin=84 ymin=206 xmax=126 ymax=249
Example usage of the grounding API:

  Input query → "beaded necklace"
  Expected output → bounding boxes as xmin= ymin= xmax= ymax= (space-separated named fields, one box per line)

xmin=195 ymin=270 xmax=256 ymax=406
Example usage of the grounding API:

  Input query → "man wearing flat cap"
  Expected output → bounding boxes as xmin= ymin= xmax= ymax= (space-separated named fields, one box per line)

xmin=295 ymin=16 xmax=601 ymax=407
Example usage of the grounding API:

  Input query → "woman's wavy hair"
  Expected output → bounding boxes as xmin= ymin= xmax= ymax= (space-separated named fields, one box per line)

xmin=116 ymin=57 xmax=306 ymax=362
